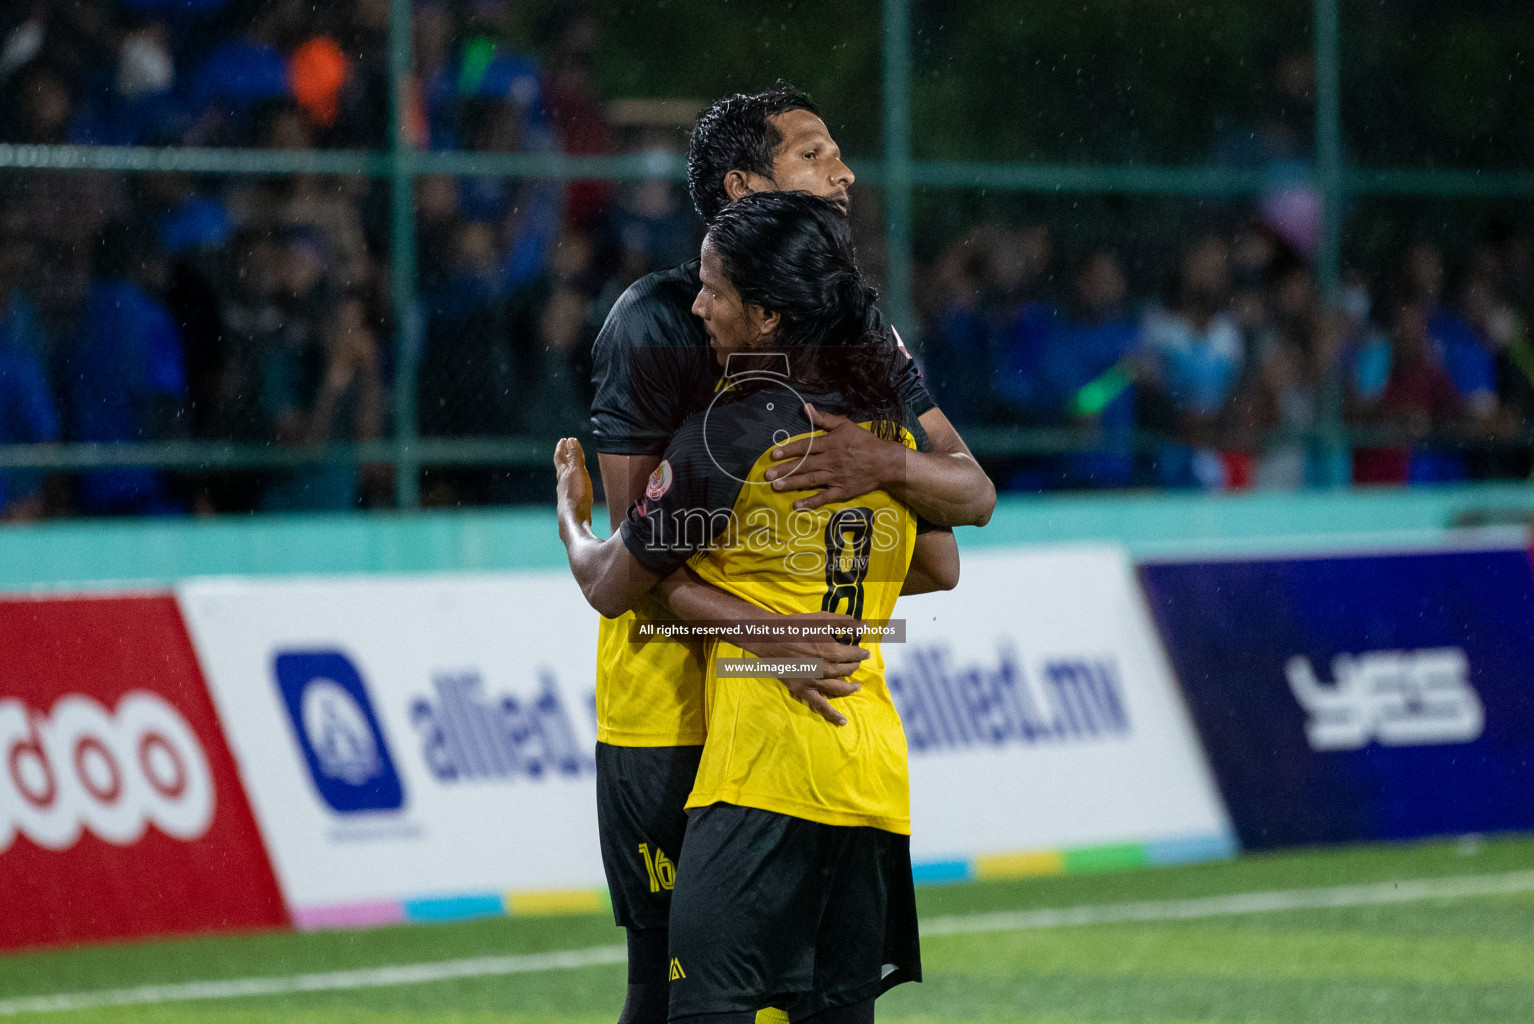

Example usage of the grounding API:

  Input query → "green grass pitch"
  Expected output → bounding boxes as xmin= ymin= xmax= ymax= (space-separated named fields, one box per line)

xmin=2 ymin=835 xmax=1531 ymax=1023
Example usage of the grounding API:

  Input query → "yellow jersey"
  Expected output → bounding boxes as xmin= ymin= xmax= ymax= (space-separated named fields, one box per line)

xmin=619 ymin=378 xmax=922 ymax=834
xmin=594 ymin=605 xmax=705 ymax=746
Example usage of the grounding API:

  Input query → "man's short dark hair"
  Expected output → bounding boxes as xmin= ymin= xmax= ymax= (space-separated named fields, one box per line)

xmin=687 ymin=83 xmax=820 ymax=225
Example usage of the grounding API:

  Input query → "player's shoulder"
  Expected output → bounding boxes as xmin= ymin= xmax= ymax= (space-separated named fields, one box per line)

xmin=597 ymin=260 xmax=702 ymax=348
xmin=676 ymin=382 xmax=813 ymax=478
xmin=619 ymin=259 xmax=701 ymax=308
xmin=664 ymin=407 xmax=712 ymax=456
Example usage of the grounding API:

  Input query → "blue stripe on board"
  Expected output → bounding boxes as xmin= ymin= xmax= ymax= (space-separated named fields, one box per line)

xmin=402 ymin=894 xmax=507 ymax=923
xmin=1145 ymin=832 xmax=1240 ymax=867
xmin=912 ymin=859 xmax=972 ymax=884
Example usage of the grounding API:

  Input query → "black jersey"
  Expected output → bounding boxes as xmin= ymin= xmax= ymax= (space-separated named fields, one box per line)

xmin=590 ymin=260 xmax=936 ymax=456
xmin=618 ymin=381 xmax=928 ymax=579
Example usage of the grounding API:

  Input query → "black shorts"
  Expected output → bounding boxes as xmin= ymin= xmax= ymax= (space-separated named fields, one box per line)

xmin=666 ymin=803 xmax=922 ymax=1021
xmin=595 ymin=742 xmax=704 ymax=932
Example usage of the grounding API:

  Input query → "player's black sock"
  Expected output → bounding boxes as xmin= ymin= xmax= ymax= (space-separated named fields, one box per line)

xmin=617 ymin=927 xmax=671 ymax=1024
xmin=626 ymin=927 xmax=671 ymax=984
xmin=616 ymin=982 xmax=669 ymax=1024
xmin=797 ymin=998 xmax=876 ymax=1023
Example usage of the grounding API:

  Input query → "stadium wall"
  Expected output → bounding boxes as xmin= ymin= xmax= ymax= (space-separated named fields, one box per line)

xmin=1 ymin=483 xmax=1532 ymax=589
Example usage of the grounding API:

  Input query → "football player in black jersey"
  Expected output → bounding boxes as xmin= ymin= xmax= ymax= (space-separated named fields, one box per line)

xmin=585 ymin=84 xmax=996 ymax=1024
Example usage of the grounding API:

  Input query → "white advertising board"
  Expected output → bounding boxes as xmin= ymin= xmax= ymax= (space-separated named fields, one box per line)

xmin=177 ymin=573 xmax=606 ymax=928
xmin=889 ymin=544 xmax=1233 ymax=875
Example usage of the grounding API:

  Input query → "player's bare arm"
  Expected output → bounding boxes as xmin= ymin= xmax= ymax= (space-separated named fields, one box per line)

xmin=656 ymin=567 xmax=867 ymax=726
xmin=764 ymin=403 xmax=997 ymax=527
xmin=656 ymin=568 xmax=870 ymax=679
xmin=597 ymin=452 xmax=662 ymax=535
xmin=556 ymin=439 xmax=662 ymax=619
xmin=901 ymin=527 xmax=961 ymax=596
xmin=598 ymin=449 xmax=869 ymax=702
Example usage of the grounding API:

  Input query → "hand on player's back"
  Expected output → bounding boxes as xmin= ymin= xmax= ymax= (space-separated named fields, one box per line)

xmin=763 ymin=404 xmax=901 ymax=510
xmin=780 ymin=675 xmax=862 ymax=728
xmin=735 ymin=610 xmax=870 ymax=672
xmin=733 ymin=609 xmax=870 ymax=727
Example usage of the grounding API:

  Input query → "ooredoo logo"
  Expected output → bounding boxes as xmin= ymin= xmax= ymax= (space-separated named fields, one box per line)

xmin=0 ymin=692 xmax=216 ymax=853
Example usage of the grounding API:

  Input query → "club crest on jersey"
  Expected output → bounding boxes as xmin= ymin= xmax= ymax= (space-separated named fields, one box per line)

xmin=646 ymin=460 xmax=673 ymax=500
xmin=892 ymin=326 xmax=918 ymax=371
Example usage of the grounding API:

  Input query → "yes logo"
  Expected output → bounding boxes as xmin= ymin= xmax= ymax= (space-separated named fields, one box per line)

xmin=1285 ymin=647 xmax=1485 ymax=751
xmin=274 ymin=651 xmax=404 ymax=813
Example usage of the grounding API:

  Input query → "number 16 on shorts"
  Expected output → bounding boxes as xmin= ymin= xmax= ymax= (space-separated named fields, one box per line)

xmin=638 ymin=842 xmax=675 ymax=892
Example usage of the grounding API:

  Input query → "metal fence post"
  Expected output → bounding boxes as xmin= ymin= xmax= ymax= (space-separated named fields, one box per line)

xmin=1314 ymin=0 xmax=1343 ymax=304
xmin=1313 ymin=0 xmax=1350 ymax=486
xmin=881 ymin=0 xmax=916 ymax=342
xmin=390 ymin=0 xmax=421 ymax=508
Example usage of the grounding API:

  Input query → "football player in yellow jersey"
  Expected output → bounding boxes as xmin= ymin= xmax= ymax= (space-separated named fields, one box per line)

xmin=559 ymin=192 xmax=961 ymax=1023
xmin=587 ymin=86 xmax=994 ymax=1024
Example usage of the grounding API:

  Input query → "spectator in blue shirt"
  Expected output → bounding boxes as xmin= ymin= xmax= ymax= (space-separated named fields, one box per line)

xmin=0 ymin=231 xmax=56 ymax=514
xmin=993 ymin=300 xmax=1057 ymax=420
xmin=425 ymin=35 xmax=545 ymax=153
xmin=1398 ymin=243 xmax=1498 ymax=481
xmin=63 ymin=221 xmax=187 ymax=515
xmin=186 ymin=1 xmax=296 ymax=144
xmin=71 ymin=17 xmax=187 ymax=146
xmin=0 ymin=237 xmax=50 ymax=368
xmin=1400 ymin=243 xmax=1497 ymax=413
xmin=924 ymin=225 xmax=1052 ymax=428
xmin=416 ymin=221 xmax=516 ymax=506
xmin=0 ymin=327 xmax=59 ymax=519
xmin=1036 ymin=250 xmax=1141 ymax=489
xmin=418 ymin=221 xmax=515 ymax=439
xmin=156 ymin=184 xmax=233 ymax=257
xmin=260 ymin=293 xmax=384 ymax=512
xmin=1141 ymin=235 xmax=1244 ymax=488
xmin=920 ymin=286 xmax=992 ymax=428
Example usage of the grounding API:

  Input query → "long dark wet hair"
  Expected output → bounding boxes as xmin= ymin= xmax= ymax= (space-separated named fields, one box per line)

xmin=705 ymin=190 xmax=904 ymax=441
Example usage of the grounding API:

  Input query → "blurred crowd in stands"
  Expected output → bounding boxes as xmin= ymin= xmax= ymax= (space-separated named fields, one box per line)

xmin=0 ymin=2 xmax=1528 ymax=520
xmin=0 ymin=0 xmax=698 ymax=515
xmin=920 ymin=48 xmax=1534 ymax=493
xmin=919 ymin=222 xmax=1534 ymax=492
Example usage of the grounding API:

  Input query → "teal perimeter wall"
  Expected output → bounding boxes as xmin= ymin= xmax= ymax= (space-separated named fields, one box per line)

xmin=2 ymin=483 xmax=1532 ymax=592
